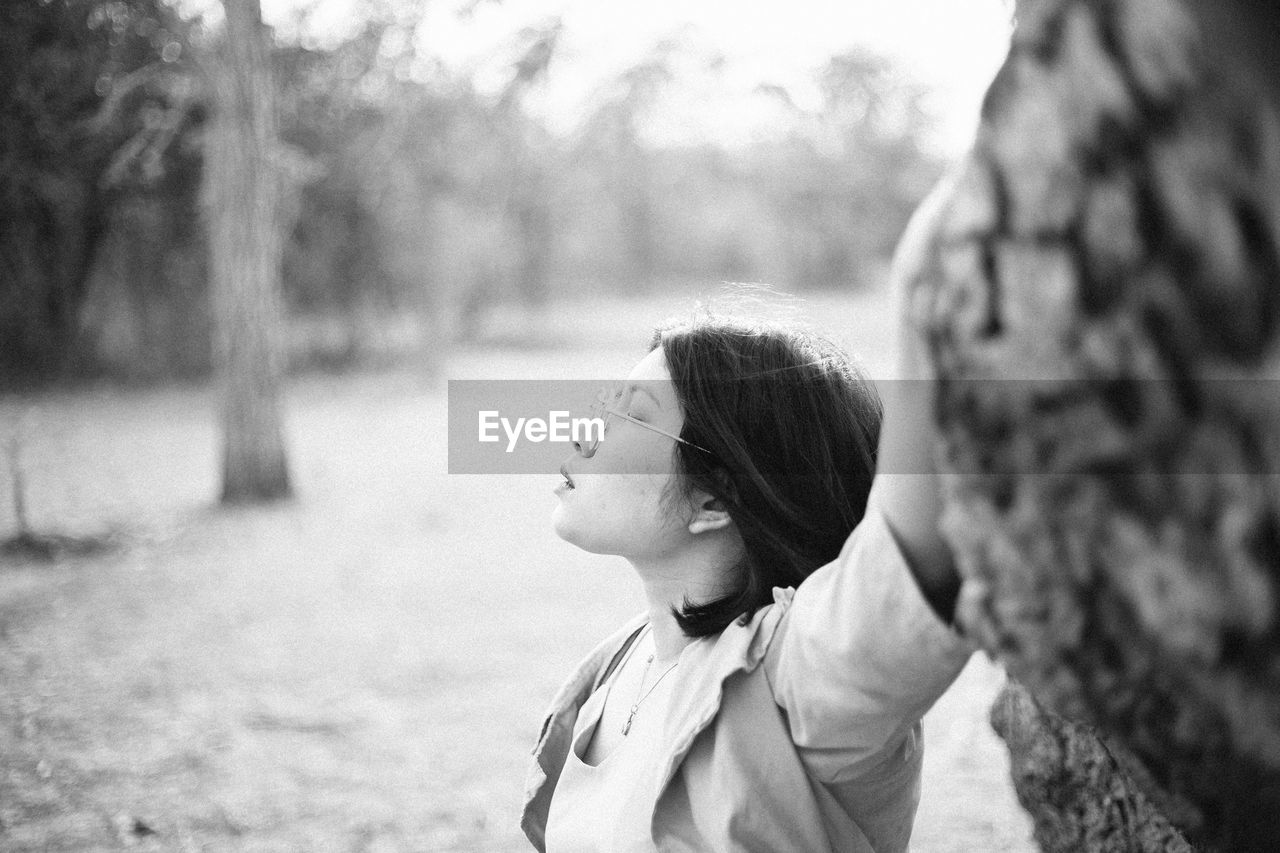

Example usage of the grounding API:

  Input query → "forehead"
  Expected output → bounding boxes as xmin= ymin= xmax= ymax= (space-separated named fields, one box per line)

xmin=624 ymin=348 xmax=680 ymax=411
xmin=627 ymin=347 xmax=670 ymax=382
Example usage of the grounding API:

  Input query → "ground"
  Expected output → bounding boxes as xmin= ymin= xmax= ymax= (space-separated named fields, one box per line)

xmin=0 ymin=291 xmax=1034 ymax=851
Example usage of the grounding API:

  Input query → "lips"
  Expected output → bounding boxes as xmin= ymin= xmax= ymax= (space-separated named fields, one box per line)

xmin=559 ymin=464 xmax=576 ymax=490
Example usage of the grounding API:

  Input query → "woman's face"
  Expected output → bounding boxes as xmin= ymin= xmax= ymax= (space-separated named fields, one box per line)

xmin=552 ymin=347 xmax=697 ymax=559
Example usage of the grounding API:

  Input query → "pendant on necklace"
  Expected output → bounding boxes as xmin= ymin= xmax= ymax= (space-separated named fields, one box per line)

xmin=623 ymin=705 xmax=639 ymax=736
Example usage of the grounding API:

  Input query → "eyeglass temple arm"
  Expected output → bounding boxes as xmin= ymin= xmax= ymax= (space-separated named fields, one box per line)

xmin=603 ymin=409 xmax=713 ymax=455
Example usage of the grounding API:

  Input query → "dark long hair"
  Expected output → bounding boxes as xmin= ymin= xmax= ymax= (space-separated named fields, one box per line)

xmin=653 ymin=314 xmax=883 ymax=637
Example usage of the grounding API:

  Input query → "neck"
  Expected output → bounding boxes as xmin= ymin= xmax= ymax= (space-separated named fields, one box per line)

xmin=629 ymin=537 xmax=740 ymax=664
xmin=639 ymin=581 xmax=694 ymax=665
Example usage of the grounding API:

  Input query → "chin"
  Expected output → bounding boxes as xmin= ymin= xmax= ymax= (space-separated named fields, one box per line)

xmin=550 ymin=511 xmax=618 ymax=556
xmin=550 ymin=504 xmax=582 ymax=547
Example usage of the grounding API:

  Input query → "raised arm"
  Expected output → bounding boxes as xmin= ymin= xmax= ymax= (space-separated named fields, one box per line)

xmin=870 ymin=305 xmax=961 ymax=623
xmin=870 ymin=177 xmax=962 ymax=624
xmin=764 ymin=177 xmax=973 ymax=794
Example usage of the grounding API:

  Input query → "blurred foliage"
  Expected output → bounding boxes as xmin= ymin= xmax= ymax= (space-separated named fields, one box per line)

xmin=0 ymin=0 xmax=201 ymax=382
xmin=0 ymin=3 xmax=943 ymax=384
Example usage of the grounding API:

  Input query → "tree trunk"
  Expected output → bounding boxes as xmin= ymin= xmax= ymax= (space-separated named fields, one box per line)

xmin=202 ymin=0 xmax=291 ymax=503
xmin=990 ymin=681 xmax=1193 ymax=852
xmin=902 ymin=0 xmax=1280 ymax=849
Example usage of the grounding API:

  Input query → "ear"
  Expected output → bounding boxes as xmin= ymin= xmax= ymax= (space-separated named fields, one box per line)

xmin=687 ymin=490 xmax=735 ymax=535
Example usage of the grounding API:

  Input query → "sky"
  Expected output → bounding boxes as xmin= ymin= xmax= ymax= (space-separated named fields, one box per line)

xmin=258 ymin=0 xmax=1015 ymax=155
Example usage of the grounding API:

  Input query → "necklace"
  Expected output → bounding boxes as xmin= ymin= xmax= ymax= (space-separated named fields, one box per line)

xmin=622 ymin=638 xmax=680 ymax=736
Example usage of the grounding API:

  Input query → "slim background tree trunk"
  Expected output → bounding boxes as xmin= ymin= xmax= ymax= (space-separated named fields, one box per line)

xmin=203 ymin=0 xmax=291 ymax=503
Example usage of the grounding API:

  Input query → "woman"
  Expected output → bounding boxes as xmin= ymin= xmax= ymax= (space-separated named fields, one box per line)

xmin=523 ymin=300 xmax=970 ymax=851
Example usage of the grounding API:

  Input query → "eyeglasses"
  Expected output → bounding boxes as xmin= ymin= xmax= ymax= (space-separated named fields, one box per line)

xmin=578 ymin=385 xmax=713 ymax=458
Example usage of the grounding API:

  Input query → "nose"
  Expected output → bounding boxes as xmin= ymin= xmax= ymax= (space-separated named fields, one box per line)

xmin=574 ymin=407 xmax=607 ymax=458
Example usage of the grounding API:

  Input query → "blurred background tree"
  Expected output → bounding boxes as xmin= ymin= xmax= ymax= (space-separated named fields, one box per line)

xmin=203 ymin=0 xmax=292 ymax=502
xmin=0 ymin=0 xmax=200 ymax=384
xmin=0 ymin=0 xmax=945 ymax=387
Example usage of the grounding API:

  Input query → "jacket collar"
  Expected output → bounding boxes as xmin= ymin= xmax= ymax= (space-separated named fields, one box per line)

xmin=521 ymin=612 xmax=649 ymax=851
xmin=650 ymin=588 xmax=792 ymax=797
xmin=521 ymin=588 xmax=794 ymax=850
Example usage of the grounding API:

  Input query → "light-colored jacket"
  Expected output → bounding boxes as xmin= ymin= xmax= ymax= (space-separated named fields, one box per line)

xmin=522 ymin=507 xmax=975 ymax=852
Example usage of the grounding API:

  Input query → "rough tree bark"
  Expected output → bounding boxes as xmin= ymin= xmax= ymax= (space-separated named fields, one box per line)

xmin=902 ymin=0 xmax=1280 ymax=850
xmin=202 ymin=0 xmax=291 ymax=503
